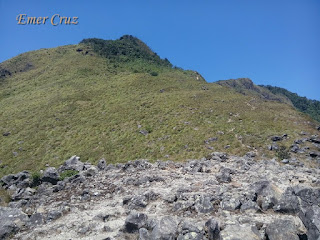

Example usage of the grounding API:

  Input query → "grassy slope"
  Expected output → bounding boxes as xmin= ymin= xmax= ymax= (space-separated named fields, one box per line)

xmin=0 ymin=44 xmax=318 ymax=177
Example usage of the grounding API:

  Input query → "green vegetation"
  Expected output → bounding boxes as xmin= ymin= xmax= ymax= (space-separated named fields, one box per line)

xmin=0 ymin=188 xmax=11 ymax=206
xmin=31 ymin=171 xmax=42 ymax=187
xmin=261 ymin=85 xmax=320 ymax=122
xmin=0 ymin=36 xmax=318 ymax=177
xmin=59 ymin=170 xmax=79 ymax=181
xmin=276 ymin=146 xmax=290 ymax=160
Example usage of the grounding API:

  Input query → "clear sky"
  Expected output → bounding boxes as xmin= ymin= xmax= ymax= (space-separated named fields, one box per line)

xmin=0 ymin=0 xmax=319 ymax=100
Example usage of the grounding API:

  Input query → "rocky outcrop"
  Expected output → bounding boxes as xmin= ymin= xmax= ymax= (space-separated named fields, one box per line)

xmin=0 ymin=153 xmax=320 ymax=239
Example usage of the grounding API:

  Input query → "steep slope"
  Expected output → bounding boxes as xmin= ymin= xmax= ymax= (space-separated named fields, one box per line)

xmin=261 ymin=85 xmax=320 ymax=122
xmin=0 ymin=36 xmax=319 ymax=176
xmin=215 ymin=78 xmax=320 ymax=123
xmin=215 ymin=78 xmax=291 ymax=104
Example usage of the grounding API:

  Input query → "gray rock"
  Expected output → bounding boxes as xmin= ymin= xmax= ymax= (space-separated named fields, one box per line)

xmin=151 ymin=216 xmax=178 ymax=240
xmin=2 ymin=132 xmax=10 ymax=137
xmin=310 ymin=151 xmax=320 ymax=158
xmin=205 ymin=218 xmax=220 ymax=240
xmin=294 ymin=187 xmax=320 ymax=207
xmin=290 ymin=144 xmax=300 ymax=153
xmin=310 ymin=137 xmax=320 ymax=144
xmin=298 ymin=205 xmax=320 ymax=240
xmin=208 ymin=152 xmax=228 ymax=162
xmin=59 ymin=155 xmax=84 ymax=172
xmin=139 ymin=228 xmax=151 ymax=240
xmin=97 ymin=158 xmax=107 ymax=170
xmin=221 ymin=197 xmax=241 ymax=211
xmin=42 ymin=167 xmax=60 ymax=185
xmin=83 ymin=166 xmax=98 ymax=177
xmin=252 ymin=180 xmax=281 ymax=211
xmin=194 ymin=194 xmax=214 ymax=213
xmin=265 ymin=219 xmax=300 ymax=240
xmin=177 ymin=232 xmax=203 ymax=240
xmin=268 ymin=144 xmax=279 ymax=151
xmin=53 ymin=181 xmax=65 ymax=192
xmin=220 ymin=224 xmax=260 ymax=240
xmin=1 ymin=171 xmax=30 ymax=189
xmin=11 ymin=187 xmax=36 ymax=201
xmin=47 ymin=210 xmax=62 ymax=222
xmin=271 ymin=136 xmax=282 ymax=141
xmin=139 ymin=130 xmax=149 ymax=136
xmin=124 ymin=212 xmax=148 ymax=233
xmin=0 ymin=207 xmax=29 ymax=239
xmin=129 ymin=195 xmax=148 ymax=209
xmin=28 ymin=213 xmax=44 ymax=226
xmin=216 ymin=167 xmax=233 ymax=183
xmin=273 ymin=187 xmax=300 ymax=214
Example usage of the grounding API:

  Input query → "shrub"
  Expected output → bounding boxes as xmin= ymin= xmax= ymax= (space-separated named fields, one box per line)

xmin=276 ymin=146 xmax=290 ymax=160
xmin=0 ymin=188 xmax=11 ymax=206
xmin=31 ymin=171 xmax=42 ymax=187
xmin=150 ymin=71 xmax=158 ymax=76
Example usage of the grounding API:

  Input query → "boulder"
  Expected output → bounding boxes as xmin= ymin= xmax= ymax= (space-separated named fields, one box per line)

xmin=310 ymin=137 xmax=320 ymax=144
xmin=0 ymin=207 xmax=29 ymax=239
xmin=208 ymin=152 xmax=228 ymax=162
xmin=268 ymin=144 xmax=279 ymax=151
xmin=271 ymin=136 xmax=282 ymax=142
xmin=273 ymin=187 xmax=300 ymax=214
xmin=194 ymin=194 xmax=214 ymax=213
xmin=1 ymin=171 xmax=30 ymax=189
xmin=216 ymin=167 xmax=233 ymax=183
xmin=97 ymin=158 xmax=107 ymax=170
xmin=298 ymin=205 xmax=320 ymax=240
xmin=290 ymin=145 xmax=300 ymax=153
xmin=309 ymin=151 xmax=320 ymax=158
xmin=151 ymin=216 xmax=178 ymax=239
xmin=294 ymin=187 xmax=320 ymax=207
xmin=11 ymin=187 xmax=36 ymax=201
xmin=221 ymin=197 xmax=241 ymax=211
xmin=83 ymin=166 xmax=98 ymax=177
xmin=41 ymin=167 xmax=60 ymax=185
xmin=139 ymin=228 xmax=151 ymax=240
xmin=177 ymin=232 xmax=203 ymax=240
xmin=124 ymin=212 xmax=148 ymax=233
xmin=220 ymin=224 xmax=260 ymax=240
xmin=46 ymin=210 xmax=63 ymax=222
xmin=205 ymin=218 xmax=220 ymax=240
xmin=265 ymin=219 xmax=302 ymax=240
xmin=252 ymin=180 xmax=282 ymax=211
xmin=59 ymin=155 xmax=84 ymax=172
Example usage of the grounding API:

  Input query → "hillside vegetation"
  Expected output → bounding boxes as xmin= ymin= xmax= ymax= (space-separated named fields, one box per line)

xmin=0 ymin=36 xmax=318 ymax=177
xmin=261 ymin=85 xmax=320 ymax=122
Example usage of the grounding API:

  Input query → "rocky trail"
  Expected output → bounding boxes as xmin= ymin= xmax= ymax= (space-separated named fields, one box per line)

xmin=1 ymin=150 xmax=320 ymax=240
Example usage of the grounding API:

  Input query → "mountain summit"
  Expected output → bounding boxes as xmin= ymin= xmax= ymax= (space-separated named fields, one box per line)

xmin=80 ymin=35 xmax=172 ymax=67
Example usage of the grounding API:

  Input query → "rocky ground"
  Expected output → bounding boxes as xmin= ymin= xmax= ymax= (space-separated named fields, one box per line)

xmin=0 ymin=149 xmax=320 ymax=240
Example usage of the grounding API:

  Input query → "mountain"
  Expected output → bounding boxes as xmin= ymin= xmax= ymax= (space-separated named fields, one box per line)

xmin=216 ymin=78 xmax=320 ymax=123
xmin=0 ymin=36 xmax=319 ymax=177
xmin=215 ymin=78 xmax=291 ymax=104
xmin=261 ymin=85 xmax=320 ymax=122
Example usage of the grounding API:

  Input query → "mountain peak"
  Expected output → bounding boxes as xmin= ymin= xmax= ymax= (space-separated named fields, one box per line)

xmin=80 ymin=35 xmax=172 ymax=67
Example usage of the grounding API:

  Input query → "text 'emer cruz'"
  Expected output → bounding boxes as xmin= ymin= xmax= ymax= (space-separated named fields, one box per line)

xmin=16 ymin=14 xmax=78 ymax=26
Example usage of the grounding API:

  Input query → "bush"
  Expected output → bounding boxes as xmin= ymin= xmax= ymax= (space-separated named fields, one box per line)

xmin=59 ymin=170 xmax=79 ymax=181
xmin=150 ymin=71 xmax=158 ymax=76
xmin=31 ymin=171 xmax=42 ymax=187
xmin=276 ymin=146 xmax=290 ymax=160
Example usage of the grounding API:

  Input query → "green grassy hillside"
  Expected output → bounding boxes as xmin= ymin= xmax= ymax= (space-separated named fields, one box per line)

xmin=261 ymin=85 xmax=320 ymax=122
xmin=0 ymin=36 xmax=318 ymax=176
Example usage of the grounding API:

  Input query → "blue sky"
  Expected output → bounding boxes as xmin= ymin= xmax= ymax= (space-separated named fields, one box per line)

xmin=0 ymin=0 xmax=319 ymax=100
